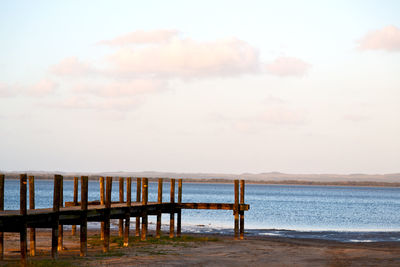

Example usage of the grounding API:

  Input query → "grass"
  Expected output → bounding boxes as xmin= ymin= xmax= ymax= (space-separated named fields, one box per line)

xmin=0 ymin=259 xmax=76 ymax=267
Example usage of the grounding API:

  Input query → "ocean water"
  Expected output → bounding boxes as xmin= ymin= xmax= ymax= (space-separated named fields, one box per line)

xmin=2 ymin=179 xmax=400 ymax=242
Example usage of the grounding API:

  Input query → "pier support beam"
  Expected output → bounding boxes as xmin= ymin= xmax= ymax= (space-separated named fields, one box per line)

xmin=177 ymin=179 xmax=182 ymax=238
xmin=169 ymin=179 xmax=175 ymax=238
xmin=0 ymin=174 xmax=4 ymax=260
xmin=52 ymin=175 xmax=62 ymax=259
xmin=119 ymin=177 xmax=124 ymax=237
xmin=72 ymin=177 xmax=78 ymax=236
xmin=124 ymin=177 xmax=131 ymax=247
xmin=20 ymin=174 xmax=28 ymax=265
xmin=141 ymin=178 xmax=148 ymax=241
xmin=156 ymin=178 xmax=163 ymax=238
xmin=135 ymin=178 xmax=141 ymax=237
xmin=103 ymin=177 xmax=112 ymax=252
xmin=28 ymin=176 xmax=36 ymax=256
xmin=80 ymin=176 xmax=88 ymax=257
xmin=99 ymin=176 xmax=105 ymax=241
xmin=234 ymin=180 xmax=239 ymax=240
xmin=58 ymin=175 xmax=64 ymax=251
xmin=240 ymin=180 xmax=245 ymax=240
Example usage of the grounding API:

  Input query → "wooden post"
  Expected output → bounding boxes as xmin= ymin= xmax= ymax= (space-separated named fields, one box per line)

xmin=119 ymin=177 xmax=124 ymax=237
xmin=234 ymin=180 xmax=239 ymax=240
xmin=156 ymin=178 xmax=163 ymax=238
xmin=124 ymin=177 xmax=131 ymax=247
xmin=103 ymin=176 xmax=112 ymax=252
xmin=99 ymin=176 xmax=105 ymax=241
xmin=177 ymin=179 xmax=182 ymax=238
xmin=72 ymin=177 xmax=78 ymax=236
xmin=240 ymin=180 xmax=245 ymax=240
xmin=20 ymin=174 xmax=28 ymax=265
xmin=80 ymin=176 xmax=88 ymax=257
xmin=58 ymin=175 xmax=64 ymax=252
xmin=141 ymin=178 xmax=148 ymax=241
xmin=135 ymin=178 xmax=141 ymax=237
xmin=169 ymin=179 xmax=175 ymax=238
xmin=0 ymin=174 xmax=4 ymax=260
xmin=28 ymin=176 xmax=36 ymax=256
xmin=52 ymin=175 xmax=62 ymax=259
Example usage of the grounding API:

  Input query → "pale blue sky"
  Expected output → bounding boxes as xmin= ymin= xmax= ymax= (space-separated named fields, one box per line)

xmin=1 ymin=1 xmax=399 ymax=173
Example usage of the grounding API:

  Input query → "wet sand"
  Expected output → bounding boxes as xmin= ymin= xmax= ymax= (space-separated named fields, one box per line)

xmin=1 ymin=228 xmax=400 ymax=266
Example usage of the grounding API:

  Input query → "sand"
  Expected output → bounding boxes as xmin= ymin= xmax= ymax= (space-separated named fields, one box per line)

xmin=1 ymin=228 xmax=400 ymax=266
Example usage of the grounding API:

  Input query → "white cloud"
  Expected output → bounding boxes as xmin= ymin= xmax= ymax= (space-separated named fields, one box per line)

xmin=357 ymin=25 xmax=400 ymax=52
xmin=265 ymin=56 xmax=311 ymax=77
xmin=107 ymin=37 xmax=260 ymax=78
xmin=50 ymin=57 xmax=94 ymax=76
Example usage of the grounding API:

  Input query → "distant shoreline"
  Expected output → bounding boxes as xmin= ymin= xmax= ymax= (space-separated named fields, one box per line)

xmin=1 ymin=172 xmax=400 ymax=187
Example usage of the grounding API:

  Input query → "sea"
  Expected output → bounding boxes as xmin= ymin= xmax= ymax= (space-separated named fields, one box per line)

xmin=3 ymin=179 xmax=400 ymax=243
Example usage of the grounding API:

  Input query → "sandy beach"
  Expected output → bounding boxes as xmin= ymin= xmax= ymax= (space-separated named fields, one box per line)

xmin=1 ymin=228 xmax=400 ymax=266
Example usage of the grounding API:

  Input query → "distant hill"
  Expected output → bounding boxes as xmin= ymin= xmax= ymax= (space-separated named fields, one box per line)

xmin=1 ymin=170 xmax=400 ymax=186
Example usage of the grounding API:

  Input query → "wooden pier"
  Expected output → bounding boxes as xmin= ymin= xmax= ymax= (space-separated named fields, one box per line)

xmin=0 ymin=174 xmax=249 ymax=265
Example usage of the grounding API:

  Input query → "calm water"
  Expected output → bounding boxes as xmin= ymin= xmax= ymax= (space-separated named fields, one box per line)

xmin=3 ymin=180 xmax=400 ymax=242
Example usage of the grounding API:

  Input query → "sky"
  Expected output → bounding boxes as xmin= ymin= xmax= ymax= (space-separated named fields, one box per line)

xmin=1 ymin=0 xmax=399 ymax=174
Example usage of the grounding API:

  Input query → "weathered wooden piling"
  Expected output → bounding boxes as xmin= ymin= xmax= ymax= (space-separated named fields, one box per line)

xmin=20 ymin=174 xmax=28 ymax=265
xmin=0 ymin=174 xmax=4 ymax=260
xmin=177 ymin=179 xmax=182 ymax=238
xmin=52 ymin=175 xmax=62 ymax=259
xmin=119 ymin=177 xmax=124 ymax=237
xmin=170 ymin=179 xmax=175 ymax=238
xmin=141 ymin=178 xmax=148 ymax=241
xmin=124 ymin=177 xmax=131 ymax=247
xmin=234 ymin=179 xmax=239 ymax=240
xmin=71 ymin=177 xmax=78 ymax=236
xmin=156 ymin=178 xmax=163 ymax=238
xmin=103 ymin=176 xmax=112 ymax=252
xmin=240 ymin=180 xmax=245 ymax=240
xmin=28 ymin=176 xmax=36 ymax=256
xmin=99 ymin=176 xmax=105 ymax=241
xmin=58 ymin=175 xmax=64 ymax=252
xmin=80 ymin=176 xmax=88 ymax=257
xmin=135 ymin=178 xmax=141 ymax=237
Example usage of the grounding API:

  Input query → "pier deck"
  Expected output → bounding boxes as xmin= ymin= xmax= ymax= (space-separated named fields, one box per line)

xmin=0 ymin=174 xmax=249 ymax=265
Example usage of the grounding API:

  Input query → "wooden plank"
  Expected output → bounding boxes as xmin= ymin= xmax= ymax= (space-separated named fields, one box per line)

xmin=20 ymin=174 xmax=28 ymax=265
xmin=177 ymin=203 xmax=249 ymax=211
xmin=28 ymin=176 xmax=36 ymax=256
xmin=72 ymin=177 xmax=78 ymax=236
xmin=80 ymin=176 xmax=88 ymax=257
xmin=100 ymin=176 xmax=105 ymax=241
xmin=135 ymin=178 xmax=141 ymax=237
xmin=103 ymin=176 xmax=112 ymax=253
xmin=169 ymin=179 xmax=175 ymax=238
xmin=141 ymin=178 xmax=148 ymax=241
xmin=234 ymin=180 xmax=239 ymax=240
xmin=124 ymin=177 xmax=131 ymax=247
xmin=119 ymin=177 xmax=124 ymax=237
xmin=58 ymin=175 xmax=64 ymax=251
xmin=240 ymin=180 xmax=245 ymax=240
xmin=156 ymin=178 xmax=162 ymax=238
xmin=177 ymin=179 xmax=182 ymax=238
xmin=0 ymin=174 xmax=4 ymax=260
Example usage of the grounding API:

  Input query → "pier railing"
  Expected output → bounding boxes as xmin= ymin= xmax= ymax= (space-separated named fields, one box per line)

xmin=0 ymin=174 xmax=249 ymax=264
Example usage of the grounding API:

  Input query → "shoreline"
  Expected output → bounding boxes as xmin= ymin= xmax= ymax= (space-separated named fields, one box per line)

xmin=1 ymin=229 xmax=400 ymax=266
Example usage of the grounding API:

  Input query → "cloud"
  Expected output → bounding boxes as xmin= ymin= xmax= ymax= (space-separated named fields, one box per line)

xmin=0 ymin=79 xmax=57 ymax=98
xmin=107 ymin=38 xmax=260 ymax=78
xmin=357 ymin=25 xmax=400 ymax=52
xmin=0 ymin=82 xmax=18 ymax=97
xmin=50 ymin=57 xmax=94 ymax=76
xmin=26 ymin=79 xmax=58 ymax=97
xmin=98 ymin=29 xmax=179 ymax=46
xmin=71 ymin=79 xmax=166 ymax=97
xmin=265 ymin=56 xmax=311 ymax=77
